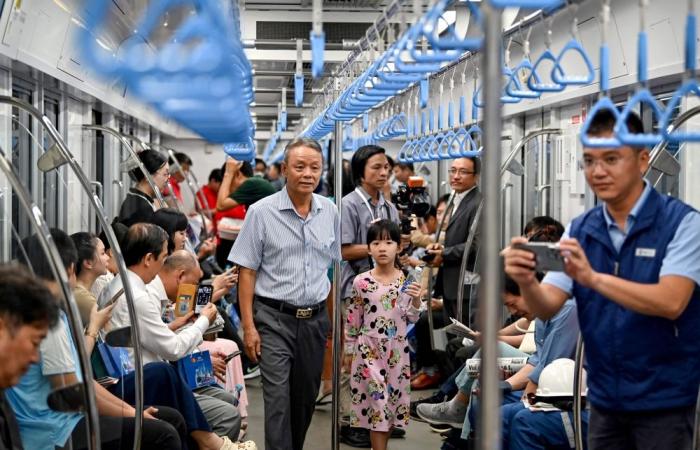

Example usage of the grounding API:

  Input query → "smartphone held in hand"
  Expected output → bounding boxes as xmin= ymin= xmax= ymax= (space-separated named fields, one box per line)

xmin=513 ymin=242 xmax=566 ymax=272
xmin=195 ymin=284 xmax=214 ymax=314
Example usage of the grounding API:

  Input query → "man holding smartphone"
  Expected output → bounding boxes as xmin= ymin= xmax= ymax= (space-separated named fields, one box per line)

xmin=503 ymin=109 xmax=700 ymax=449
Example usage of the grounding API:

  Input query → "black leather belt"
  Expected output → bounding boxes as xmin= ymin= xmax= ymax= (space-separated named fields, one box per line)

xmin=256 ymin=296 xmax=325 ymax=319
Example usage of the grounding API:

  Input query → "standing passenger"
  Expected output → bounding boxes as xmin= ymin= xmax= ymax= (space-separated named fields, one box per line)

xmin=503 ymin=109 xmax=700 ymax=449
xmin=230 ymin=138 xmax=341 ymax=450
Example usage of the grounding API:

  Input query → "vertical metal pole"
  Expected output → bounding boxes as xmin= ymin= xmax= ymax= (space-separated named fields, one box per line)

xmin=478 ymin=3 xmax=503 ymax=450
xmin=573 ymin=335 xmax=585 ymax=450
xmin=331 ymin=117 xmax=344 ymax=450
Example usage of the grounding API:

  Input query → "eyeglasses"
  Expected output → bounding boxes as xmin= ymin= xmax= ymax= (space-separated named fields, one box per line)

xmin=581 ymin=153 xmax=631 ymax=170
xmin=448 ymin=168 xmax=476 ymax=176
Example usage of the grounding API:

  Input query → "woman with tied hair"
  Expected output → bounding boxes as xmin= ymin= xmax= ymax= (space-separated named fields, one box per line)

xmin=70 ymin=232 xmax=111 ymax=327
xmin=118 ymin=149 xmax=170 ymax=227
xmin=91 ymin=221 xmax=129 ymax=299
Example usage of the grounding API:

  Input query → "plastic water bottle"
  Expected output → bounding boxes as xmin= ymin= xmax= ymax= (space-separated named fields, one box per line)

xmin=401 ymin=266 xmax=423 ymax=292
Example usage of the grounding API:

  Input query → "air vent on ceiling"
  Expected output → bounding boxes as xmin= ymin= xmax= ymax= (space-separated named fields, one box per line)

xmin=256 ymin=21 xmax=372 ymax=43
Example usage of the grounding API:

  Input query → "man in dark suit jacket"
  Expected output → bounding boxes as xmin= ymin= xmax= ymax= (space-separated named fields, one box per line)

xmin=411 ymin=157 xmax=481 ymax=391
xmin=428 ymin=157 xmax=482 ymax=322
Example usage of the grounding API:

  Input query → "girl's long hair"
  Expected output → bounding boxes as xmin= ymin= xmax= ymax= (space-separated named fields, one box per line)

xmin=366 ymin=219 xmax=402 ymax=270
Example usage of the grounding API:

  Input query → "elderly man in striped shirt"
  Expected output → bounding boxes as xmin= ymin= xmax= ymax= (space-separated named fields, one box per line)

xmin=229 ymin=138 xmax=341 ymax=450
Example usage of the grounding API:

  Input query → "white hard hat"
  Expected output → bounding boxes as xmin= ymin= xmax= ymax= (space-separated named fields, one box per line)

xmin=535 ymin=358 xmax=587 ymax=398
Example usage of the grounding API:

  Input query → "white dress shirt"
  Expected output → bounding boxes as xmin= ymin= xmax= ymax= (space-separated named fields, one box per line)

xmin=102 ymin=270 xmax=210 ymax=365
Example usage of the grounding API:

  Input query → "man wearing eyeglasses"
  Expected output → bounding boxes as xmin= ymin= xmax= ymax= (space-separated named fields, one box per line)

xmin=504 ymin=109 xmax=700 ymax=450
xmin=412 ymin=157 xmax=483 ymax=391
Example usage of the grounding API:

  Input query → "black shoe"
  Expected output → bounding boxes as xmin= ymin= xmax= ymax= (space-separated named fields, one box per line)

xmin=410 ymin=391 xmax=446 ymax=422
xmin=340 ymin=425 xmax=371 ymax=448
xmin=440 ymin=428 xmax=472 ymax=450
xmin=243 ymin=364 xmax=260 ymax=380
xmin=390 ymin=427 xmax=406 ymax=439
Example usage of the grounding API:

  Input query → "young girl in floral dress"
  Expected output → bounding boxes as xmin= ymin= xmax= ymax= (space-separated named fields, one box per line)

xmin=345 ymin=220 xmax=422 ymax=450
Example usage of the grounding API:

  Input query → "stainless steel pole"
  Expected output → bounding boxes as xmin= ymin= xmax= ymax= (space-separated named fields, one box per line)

xmin=331 ymin=117 xmax=344 ymax=450
xmin=573 ymin=336 xmax=585 ymax=450
xmin=478 ymin=3 xmax=503 ymax=450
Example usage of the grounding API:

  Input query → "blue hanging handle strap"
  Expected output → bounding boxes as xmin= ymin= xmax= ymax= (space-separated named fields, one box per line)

xmin=660 ymin=4 xmax=700 ymax=142
xmin=460 ymin=96 xmax=468 ymax=123
xmin=580 ymin=0 xmax=621 ymax=148
xmin=616 ymin=90 xmax=664 ymax=146
xmin=428 ymin=109 xmax=435 ymax=134
xmin=448 ymin=102 xmax=455 ymax=128
xmin=551 ymin=8 xmax=595 ymax=86
xmin=363 ymin=113 xmax=369 ymax=132
xmin=295 ymin=39 xmax=305 ymax=107
xmin=490 ymin=0 xmax=564 ymax=8
xmin=424 ymin=0 xmax=484 ymax=52
xmin=420 ymin=76 xmax=430 ymax=109
xmin=551 ymin=39 xmax=596 ymax=85
xmin=637 ymin=31 xmax=648 ymax=84
xmin=685 ymin=7 xmax=697 ymax=74
xmin=527 ymin=16 xmax=564 ymax=93
xmin=310 ymin=0 xmax=324 ymax=78
xmin=528 ymin=49 xmax=566 ymax=92
xmin=616 ymin=0 xmax=664 ymax=146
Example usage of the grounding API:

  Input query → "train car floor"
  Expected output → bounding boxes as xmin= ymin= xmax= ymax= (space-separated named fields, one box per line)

xmin=243 ymin=380 xmax=445 ymax=449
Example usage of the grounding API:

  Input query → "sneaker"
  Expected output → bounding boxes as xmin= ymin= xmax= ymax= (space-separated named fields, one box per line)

xmin=410 ymin=391 xmax=446 ymax=421
xmin=315 ymin=390 xmax=332 ymax=405
xmin=429 ymin=423 xmax=453 ymax=434
xmin=243 ymin=365 xmax=260 ymax=380
xmin=416 ymin=401 xmax=466 ymax=428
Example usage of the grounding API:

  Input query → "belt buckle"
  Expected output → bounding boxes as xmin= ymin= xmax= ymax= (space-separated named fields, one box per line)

xmin=295 ymin=308 xmax=313 ymax=319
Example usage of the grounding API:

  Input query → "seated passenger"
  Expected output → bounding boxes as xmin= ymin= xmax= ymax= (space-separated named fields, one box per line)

xmin=118 ymin=149 xmax=170 ymax=227
xmin=70 ymin=232 xmax=110 ymax=326
xmin=418 ymin=272 xmax=579 ymax=449
xmin=0 ymin=264 xmax=60 ymax=450
xmin=91 ymin=221 xmax=129 ymax=299
xmin=100 ymin=224 xmax=243 ymax=443
xmin=8 ymin=229 xmax=186 ymax=450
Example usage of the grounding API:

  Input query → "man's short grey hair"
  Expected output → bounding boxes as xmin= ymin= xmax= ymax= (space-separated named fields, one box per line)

xmin=283 ymin=138 xmax=323 ymax=163
xmin=162 ymin=249 xmax=198 ymax=272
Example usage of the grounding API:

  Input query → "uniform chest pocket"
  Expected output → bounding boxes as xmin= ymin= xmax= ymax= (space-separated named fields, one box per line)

xmin=308 ymin=227 xmax=335 ymax=251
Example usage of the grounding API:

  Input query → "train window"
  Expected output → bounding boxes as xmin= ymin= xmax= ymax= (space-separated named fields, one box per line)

xmin=10 ymin=83 xmax=34 ymax=243
xmin=42 ymin=94 xmax=64 ymax=229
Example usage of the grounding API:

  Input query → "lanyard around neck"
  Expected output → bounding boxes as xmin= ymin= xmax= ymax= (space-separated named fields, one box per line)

xmin=355 ymin=188 xmax=381 ymax=222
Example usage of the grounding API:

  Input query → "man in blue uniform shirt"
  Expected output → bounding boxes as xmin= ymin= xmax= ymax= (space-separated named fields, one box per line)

xmin=504 ymin=109 xmax=700 ymax=449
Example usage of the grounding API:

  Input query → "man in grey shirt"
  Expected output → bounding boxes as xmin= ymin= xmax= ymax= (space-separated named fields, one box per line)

xmin=230 ymin=138 xmax=340 ymax=450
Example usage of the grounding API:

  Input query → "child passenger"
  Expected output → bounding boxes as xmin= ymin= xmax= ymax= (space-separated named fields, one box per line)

xmin=345 ymin=219 xmax=422 ymax=450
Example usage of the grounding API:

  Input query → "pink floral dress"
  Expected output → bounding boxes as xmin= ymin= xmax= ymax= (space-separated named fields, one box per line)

xmin=345 ymin=270 xmax=420 ymax=432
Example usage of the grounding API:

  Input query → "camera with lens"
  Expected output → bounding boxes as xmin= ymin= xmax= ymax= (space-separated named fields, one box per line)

xmin=391 ymin=176 xmax=432 ymax=235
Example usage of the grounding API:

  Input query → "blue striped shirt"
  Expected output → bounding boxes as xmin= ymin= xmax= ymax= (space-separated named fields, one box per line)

xmin=228 ymin=187 xmax=341 ymax=306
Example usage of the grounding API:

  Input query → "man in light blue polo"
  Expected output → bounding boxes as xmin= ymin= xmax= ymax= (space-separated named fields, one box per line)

xmin=229 ymin=138 xmax=341 ymax=450
xmin=504 ymin=109 xmax=700 ymax=449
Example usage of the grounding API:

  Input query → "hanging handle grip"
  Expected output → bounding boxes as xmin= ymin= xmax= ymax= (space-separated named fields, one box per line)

xmin=528 ymin=49 xmax=566 ymax=92
xmin=616 ymin=90 xmax=664 ymax=146
xmin=506 ymin=59 xmax=542 ymax=99
xmin=551 ymin=39 xmax=596 ymax=85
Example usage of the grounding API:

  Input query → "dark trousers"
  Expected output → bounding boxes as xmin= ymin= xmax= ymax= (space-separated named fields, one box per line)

xmin=415 ymin=308 xmax=448 ymax=369
xmin=589 ymin=403 xmax=694 ymax=450
xmin=66 ymin=405 xmax=185 ymax=450
xmin=255 ymin=300 xmax=330 ymax=450
xmin=107 ymin=362 xmax=211 ymax=435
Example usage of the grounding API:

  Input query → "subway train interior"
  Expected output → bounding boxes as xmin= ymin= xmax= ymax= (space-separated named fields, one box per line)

xmin=0 ymin=0 xmax=699 ymax=449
